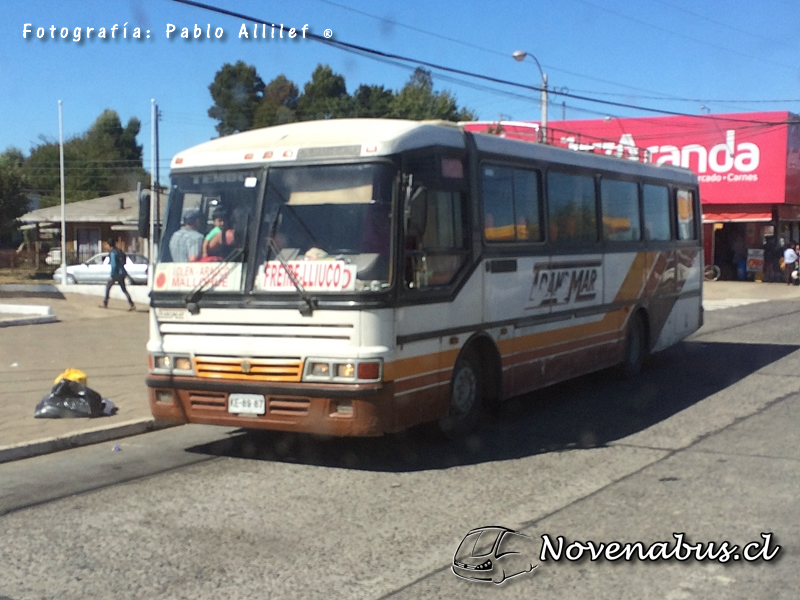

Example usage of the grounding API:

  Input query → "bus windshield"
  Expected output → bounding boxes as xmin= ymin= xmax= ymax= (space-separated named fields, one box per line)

xmin=152 ymin=169 xmax=260 ymax=294
xmin=161 ymin=169 xmax=260 ymax=264
xmin=254 ymin=162 xmax=396 ymax=293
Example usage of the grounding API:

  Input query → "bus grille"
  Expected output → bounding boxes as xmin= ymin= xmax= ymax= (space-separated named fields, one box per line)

xmin=194 ymin=357 xmax=303 ymax=382
xmin=188 ymin=391 xmax=227 ymax=410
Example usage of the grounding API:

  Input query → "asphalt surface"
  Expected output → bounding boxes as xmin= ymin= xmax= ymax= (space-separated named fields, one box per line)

xmin=0 ymin=288 xmax=155 ymax=463
xmin=0 ymin=288 xmax=799 ymax=599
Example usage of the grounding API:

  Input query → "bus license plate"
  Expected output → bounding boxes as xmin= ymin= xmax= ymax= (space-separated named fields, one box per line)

xmin=228 ymin=393 xmax=266 ymax=415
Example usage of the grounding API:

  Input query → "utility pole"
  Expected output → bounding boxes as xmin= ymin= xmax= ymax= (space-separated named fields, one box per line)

xmin=149 ymin=99 xmax=157 ymax=287
xmin=155 ymin=104 xmax=161 ymax=260
xmin=58 ymin=101 xmax=68 ymax=284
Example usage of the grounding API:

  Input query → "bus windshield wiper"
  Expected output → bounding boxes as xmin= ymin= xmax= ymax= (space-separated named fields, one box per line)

xmin=183 ymin=245 xmax=245 ymax=315
xmin=266 ymin=235 xmax=317 ymax=316
xmin=263 ymin=203 xmax=317 ymax=316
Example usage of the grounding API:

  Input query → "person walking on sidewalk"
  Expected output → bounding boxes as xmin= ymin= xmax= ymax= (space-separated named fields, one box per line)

xmin=101 ymin=237 xmax=135 ymax=310
xmin=784 ymin=242 xmax=798 ymax=285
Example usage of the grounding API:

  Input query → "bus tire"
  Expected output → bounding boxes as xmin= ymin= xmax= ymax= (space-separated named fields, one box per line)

xmin=439 ymin=353 xmax=482 ymax=439
xmin=619 ymin=312 xmax=647 ymax=379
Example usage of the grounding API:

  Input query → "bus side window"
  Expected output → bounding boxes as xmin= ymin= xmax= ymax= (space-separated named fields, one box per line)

xmin=547 ymin=172 xmax=597 ymax=244
xmin=482 ymin=166 xmax=515 ymax=242
xmin=405 ymin=190 xmax=468 ymax=289
xmin=600 ymin=179 xmax=640 ymax=242
xmin=676 ymin=189 xmax=697 ymax=240
xmin=481 ymin=166 xmax=542 ymax=243
xmin=642 ymin=184 xmax=671 ymax=241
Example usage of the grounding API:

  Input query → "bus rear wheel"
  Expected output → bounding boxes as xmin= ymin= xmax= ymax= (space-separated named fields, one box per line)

xmin=619 ymin=312 xmax=648 ymax=379
xmin=439 ymin=354 xmax=482 ymax=439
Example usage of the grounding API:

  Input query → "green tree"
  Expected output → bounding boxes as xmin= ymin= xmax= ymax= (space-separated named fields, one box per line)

xmin=0 ymin=150 xmax=29 ymax=235
xmin=352 ymin=85 xmax=395 ymax=118
xmin=208 ymin=61 xmax=265 ymax=135
xmin=390 ymin=68 xmax=476 ymax=122
xmin=19 ymin=110 xmax=148 ymax=207
xmin=253 ymin=74 xmax=300 ymax=128
xmin=296 ymin=64 xmax=351 ymax=120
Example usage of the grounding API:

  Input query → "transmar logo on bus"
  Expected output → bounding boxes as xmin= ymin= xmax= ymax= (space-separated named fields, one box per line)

xmin=529 ymin=261 xmax=601 ymax=308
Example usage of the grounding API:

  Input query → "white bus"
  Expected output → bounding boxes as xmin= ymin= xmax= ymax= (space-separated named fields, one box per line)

xmin=147 ymin=118 xmax=702 ymax=437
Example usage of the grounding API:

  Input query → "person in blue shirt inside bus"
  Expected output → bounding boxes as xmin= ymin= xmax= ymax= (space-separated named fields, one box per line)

xmin=100 ymin=237 xmax=135 ymax=311
xmin=169 ymin=209 xmax=204 ymax=262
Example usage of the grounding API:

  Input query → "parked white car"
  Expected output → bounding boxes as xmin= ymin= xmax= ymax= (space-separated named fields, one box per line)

xmin=44 ymin=248 xmax=61 ymax=265
xmin=53 ymin=252 xmax=149 ymax=285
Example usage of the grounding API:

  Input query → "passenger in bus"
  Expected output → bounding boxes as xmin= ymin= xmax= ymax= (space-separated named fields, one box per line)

xmin=202 ymin=207 xmax=226 ymax=254
xmin=202 ymin=207 xmax=236 ymax=261
xmin=169 ymin=209 xmax=204 ymax=262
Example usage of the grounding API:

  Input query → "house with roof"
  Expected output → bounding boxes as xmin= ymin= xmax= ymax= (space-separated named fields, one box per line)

xmin=18 ymin=188 xmax=162 ymax=263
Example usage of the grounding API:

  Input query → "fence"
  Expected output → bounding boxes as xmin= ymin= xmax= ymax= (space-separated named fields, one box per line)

xmin=0 ymin=248 xmax=100 ymax=271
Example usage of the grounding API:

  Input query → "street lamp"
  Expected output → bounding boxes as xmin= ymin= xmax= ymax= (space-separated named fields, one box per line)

xmin=512 ymin=50 xmax=548 ymax=143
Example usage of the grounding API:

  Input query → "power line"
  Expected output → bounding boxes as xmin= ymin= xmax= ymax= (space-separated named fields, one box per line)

xmin=645 ymin=0 xmax=793 ymax=49
xmin=169 ymin=0 xmax=800 ymax=127
xmin=308 ymin=0 xmax=780 ymax=107
xmin=567 ymin=0 xmax=798 ymax=71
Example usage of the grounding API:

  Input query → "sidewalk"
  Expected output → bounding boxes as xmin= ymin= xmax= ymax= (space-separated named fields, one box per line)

xmin=0 ymin=279 xmax=797 ymax=464
xmin=0 ymin=284 xmax=171 ymax=464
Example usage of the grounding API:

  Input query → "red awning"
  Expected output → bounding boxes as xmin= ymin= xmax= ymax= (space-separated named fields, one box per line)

xmin=702 ymin=209 xmax=772 ymax=223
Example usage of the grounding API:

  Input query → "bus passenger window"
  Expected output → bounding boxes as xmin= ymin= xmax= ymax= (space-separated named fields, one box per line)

xmin=482 ymin=166 xmax=515 ymax=241
xmin=642 ymin=184 xmax=671 ymax=241
xmin=547 ymin=172 xmax=597 ymax=244
xmin=405 ymin=190 xmax=468 ymax=289
xmin=481 ymin=166 xmax=542 ymax=243
xmin=676 ymin=189 xmax=696 ymax=240
xmin=514 ymin=169 xmax=542 ymax=242
xmin=600 ymin=179 xmax=640 ymax=242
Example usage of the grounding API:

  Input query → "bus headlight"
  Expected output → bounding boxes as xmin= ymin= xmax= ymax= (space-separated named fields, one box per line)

xmin=150 ymin=354 xmax=194 ymax=374
xmin=309 ymin=362 xmax=331 ymax=377
xmin=173 ymin=356 xmax=192 ymax=371
xmin=303 ymin=359 xmax=382 ymax=383
xmin=336 ymin=363 xmax=355 ymax=378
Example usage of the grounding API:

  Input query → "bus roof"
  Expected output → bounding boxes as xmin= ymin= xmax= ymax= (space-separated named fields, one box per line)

xmin=170 ymin=119 xmax=466 ymax=170
xmin=171 ymin=118 xmax=698 ymax=185
xmin=469 ymin=129 xmax=698 ymax=184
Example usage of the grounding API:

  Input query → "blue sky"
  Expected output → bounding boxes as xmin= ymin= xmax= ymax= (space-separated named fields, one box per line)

xmin=2 ymin=0 xmax=800 ymax=178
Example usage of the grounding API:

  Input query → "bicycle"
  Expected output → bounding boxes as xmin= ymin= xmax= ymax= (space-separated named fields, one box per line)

xmin=704 ymin=264 xmax=721 ymax=282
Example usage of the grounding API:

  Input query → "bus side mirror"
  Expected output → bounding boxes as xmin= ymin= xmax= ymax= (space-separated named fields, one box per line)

xmin=138 ymin=192 xmax=151 ymax=239
xmin=406 ymin=187 xmax=428 ymax=240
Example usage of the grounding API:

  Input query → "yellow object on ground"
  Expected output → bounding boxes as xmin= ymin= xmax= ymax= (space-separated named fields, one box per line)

xmin=54 ymin=368 xmax=88 ymax=385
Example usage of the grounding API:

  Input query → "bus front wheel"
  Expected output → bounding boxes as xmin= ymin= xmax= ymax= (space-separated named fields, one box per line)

xmin=439 ymin=354 xmax=482 ymax=439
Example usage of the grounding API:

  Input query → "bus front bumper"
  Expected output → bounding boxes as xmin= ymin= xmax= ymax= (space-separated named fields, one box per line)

xmin=146 ymin=375 xmax=395 ymax=437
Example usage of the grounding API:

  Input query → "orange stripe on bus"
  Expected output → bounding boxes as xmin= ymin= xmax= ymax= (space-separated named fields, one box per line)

xmin=383 ymin=348 xmax=459 ymax=382
xmin=394 ymin=369 xmax=452 ymax=394
xmin=505 ymin=329 xmax=621 ymax=368
xmin=613 ymin=251 xmax=648 ymax=303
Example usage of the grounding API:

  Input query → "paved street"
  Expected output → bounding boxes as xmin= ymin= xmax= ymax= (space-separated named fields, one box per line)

xmin=0 ymin=288 xmax=799 ymax=599
xmin=0 ymin=291 xmax=151 ymax=454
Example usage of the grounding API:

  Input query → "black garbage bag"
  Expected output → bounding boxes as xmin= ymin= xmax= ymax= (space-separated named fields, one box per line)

xmin=34 ymin=379 xmax=106 ymax=419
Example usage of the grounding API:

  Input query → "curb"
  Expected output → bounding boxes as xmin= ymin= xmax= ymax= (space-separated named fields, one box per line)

xmin=0 ymin=418 xmax=179 ymax=464
xmin=0 ymin=314 xmax=59 ymax=328
xmin=0 ymin=303 xmax=59 ymax=327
